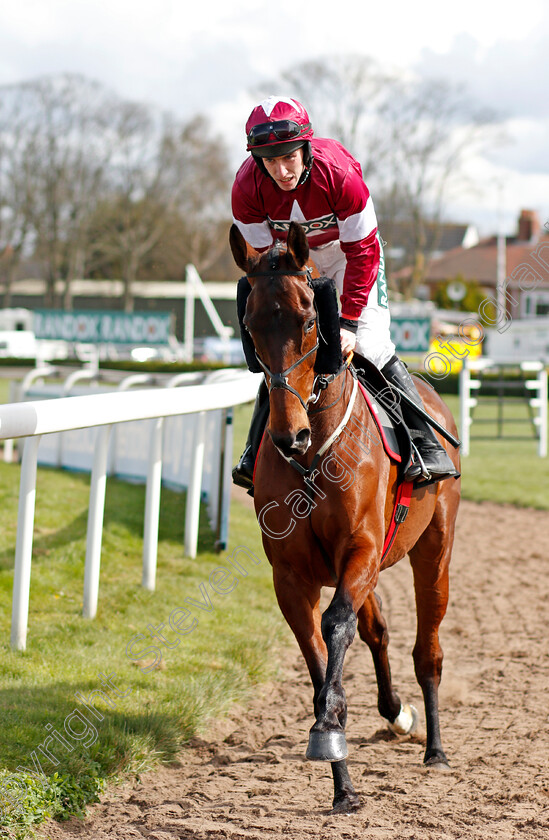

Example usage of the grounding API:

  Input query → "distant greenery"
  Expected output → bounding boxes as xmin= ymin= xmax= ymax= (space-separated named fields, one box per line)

xmin=433 ymin=276 xmax=496 ymax=322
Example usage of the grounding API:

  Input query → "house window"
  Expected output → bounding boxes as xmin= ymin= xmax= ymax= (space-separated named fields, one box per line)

xmin=521 ymin=291 xmax=549 ymax=318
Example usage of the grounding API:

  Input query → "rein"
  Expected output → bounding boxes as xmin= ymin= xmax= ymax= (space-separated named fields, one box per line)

xmin=254 ymin=342 xmax=320 ymax=411
xmin=280 ymin=371 xmax=358 ymax=482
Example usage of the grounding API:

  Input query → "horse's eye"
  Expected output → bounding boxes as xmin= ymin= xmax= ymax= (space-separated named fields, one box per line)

xmin=305 ymin=318 xmax=316 ymax=333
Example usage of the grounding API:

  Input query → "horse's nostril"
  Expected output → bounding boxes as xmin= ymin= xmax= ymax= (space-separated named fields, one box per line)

xmin=295 ymin=428 xmax=311 ymax=446
xmin=270 ymin=428 xmax=311 ymax=458
xmin=270 ymin=432 xmax=293 ymax=452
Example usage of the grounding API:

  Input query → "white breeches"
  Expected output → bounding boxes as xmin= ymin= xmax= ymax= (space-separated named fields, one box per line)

xmin=310 ymin=239 xmax=396 ymax=370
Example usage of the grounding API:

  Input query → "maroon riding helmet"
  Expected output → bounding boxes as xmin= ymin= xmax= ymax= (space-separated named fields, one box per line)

xmin=245 ymin=96 xmax=314 ymax=183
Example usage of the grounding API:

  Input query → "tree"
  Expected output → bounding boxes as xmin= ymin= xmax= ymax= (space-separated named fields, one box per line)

xmin=0 ymin=74 xmax=233 ymax=311
xmin=381 ymin=77 xmax=498 ymax=299
xmin=433 ymin=276 xmax=496 ymax=322
xmin=257 ymin=55 xmax=392 ymax=180
xmin=0 ymin=74 xmax=120 ymax=307
xmin=157 ymin=115 xmax=232 ymax=275
xmin=86 ymin=112 xmax=232 ymax=306
xmin=0 ymin=87 xmax=40 ymax=306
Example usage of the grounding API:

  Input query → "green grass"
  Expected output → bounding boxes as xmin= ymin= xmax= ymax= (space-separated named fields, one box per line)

xmin=443 ymin=395 xmax=549 ymax=509
xmin=0 ymin=378 xmax=12 ymax=404
xmin=0 ymin=431 xmax=287 ymax=834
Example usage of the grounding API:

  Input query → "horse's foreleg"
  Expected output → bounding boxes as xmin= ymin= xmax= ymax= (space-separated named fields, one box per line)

xmin=306 ymin=589 xmax=361 ymax=813
xmin=272 ymin=570 xmax=326 ymax=703
xmin=306 ymin=590 xmax=356 ymax=760
xmin=272 ymin=569 xmax=359 ymax=812
xmin=409 ymin=534 xmax=452 ymax=769
xmin=357 ymin=591 xmax=418 ymax=734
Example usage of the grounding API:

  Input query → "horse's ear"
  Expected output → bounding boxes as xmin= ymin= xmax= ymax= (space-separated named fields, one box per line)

xmin=287 ymin=221 xmax=309 ymax=269
xmin=229 ymin=224 xmax=257 ymax=273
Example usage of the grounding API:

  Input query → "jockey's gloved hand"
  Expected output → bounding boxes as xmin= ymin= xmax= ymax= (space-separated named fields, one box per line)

xmin=340 ymin=328 xmax=356 ymax=357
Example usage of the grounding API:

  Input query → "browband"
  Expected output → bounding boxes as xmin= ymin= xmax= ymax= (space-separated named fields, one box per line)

xmin=246 ymin=267 xmax=312 ymax=280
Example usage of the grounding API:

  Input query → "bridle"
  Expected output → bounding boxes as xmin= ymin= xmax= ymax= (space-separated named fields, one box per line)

xmin=246 ymin=250 xmax=358 ymax=504
xmin=246 ymin=252 xmax=344 ymax=412
xmin=254 ymin=341 xmax=320 ymax=411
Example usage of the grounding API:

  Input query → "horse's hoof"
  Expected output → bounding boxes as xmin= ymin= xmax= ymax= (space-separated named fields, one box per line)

xmin=387 ymin=703 xmax=418 ymax=736
xmin=424 ymin=751 xmax=451 ymax=772
xmin=306 ymin=729 xmax=348 ymax=761
xmin=330 ymin=792 xmax=361 ymax=814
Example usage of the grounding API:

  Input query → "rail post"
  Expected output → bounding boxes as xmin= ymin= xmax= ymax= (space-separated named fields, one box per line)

xmin=531 ymin=367 xmax=548 ymax=457
xmin=459 ymin=363 xmax=481 ymax=457
xmin=142 ymin=417 xmax=164 ymax=590
xmin=216 ymin=408 xmax=234 ymax=551
xmin=11 ymin=436 xmax=41 ymax=650
xmin=184 ymin=411 xmax=206 ymax=559
xmin=83 ymin=424 xmax=113 ymax=618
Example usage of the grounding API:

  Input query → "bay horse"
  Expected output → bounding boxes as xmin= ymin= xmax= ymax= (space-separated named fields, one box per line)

xmin=229 ymin=221 xmax=461 ymax=814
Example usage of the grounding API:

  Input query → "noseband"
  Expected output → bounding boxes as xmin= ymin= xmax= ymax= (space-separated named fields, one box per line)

xmin=254 ymin=341 xmax=320 ymax=411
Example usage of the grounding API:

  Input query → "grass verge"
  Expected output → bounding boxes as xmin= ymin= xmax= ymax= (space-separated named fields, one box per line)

xmin=0 ymin=453 xmax=287 ymax=837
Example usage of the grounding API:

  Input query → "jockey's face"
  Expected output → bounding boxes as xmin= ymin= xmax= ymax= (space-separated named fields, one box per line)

xmin=263 ymin=148 xmax=305 ymax=191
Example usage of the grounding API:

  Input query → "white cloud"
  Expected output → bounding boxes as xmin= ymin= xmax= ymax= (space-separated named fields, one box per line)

xmin=486 ymin=118 xmax=549 ymax=175
xmin=2 ymin=0 xmax=547 ymax=107
xmin=1 ymin=0 xmax=547 ymax=232
xmin=416 ymin=5 xmax=549 ymax=121
xmin=444 ymin=152 xmax=549 ymax=237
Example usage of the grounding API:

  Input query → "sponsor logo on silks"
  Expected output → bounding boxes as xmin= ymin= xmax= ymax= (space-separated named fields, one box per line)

xmin=376 ymin=233 xmax=389 ymax=308
xmin=269 ymin=213 xmax=337 ymax=235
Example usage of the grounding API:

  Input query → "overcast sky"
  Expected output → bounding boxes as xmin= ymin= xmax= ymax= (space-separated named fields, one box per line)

xmin=1 ymin=0 xmax=548 ymax=236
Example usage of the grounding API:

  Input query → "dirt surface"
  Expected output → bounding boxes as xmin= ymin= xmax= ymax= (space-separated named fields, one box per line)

xmin=42 ymin=499 xmax=549 ymax=840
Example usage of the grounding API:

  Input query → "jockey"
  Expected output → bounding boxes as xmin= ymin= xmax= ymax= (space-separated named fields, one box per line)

xmin=232 ymin=95 xmax=458 ymax=490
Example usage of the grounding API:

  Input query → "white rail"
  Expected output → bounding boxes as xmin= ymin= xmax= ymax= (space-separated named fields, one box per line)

xmin=459 ymin=358 xmax=547 ymax=457
xmin=0 ymin=371 xmax=261 ymax=650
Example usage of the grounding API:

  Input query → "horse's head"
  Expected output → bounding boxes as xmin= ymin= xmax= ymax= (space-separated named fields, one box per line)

xmin=230 ymin=221 xmax=322 ymax=458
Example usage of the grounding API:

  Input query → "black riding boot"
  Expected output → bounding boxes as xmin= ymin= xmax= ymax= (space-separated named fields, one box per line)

xmin=232 ymin=380 xmax=269 ymax=492
xmin=381 ymin=356 xmax=459 ymax=485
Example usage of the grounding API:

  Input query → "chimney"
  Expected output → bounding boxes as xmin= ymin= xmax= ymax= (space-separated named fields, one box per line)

xmin=517 ymin=209 xmax=540 ymax=242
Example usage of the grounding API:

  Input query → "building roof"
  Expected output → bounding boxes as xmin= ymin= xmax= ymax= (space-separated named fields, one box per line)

xmin=381 ymin=220 xmax=478 ymax=258
xmin=420 ymin=233 xmax=549 ymax=287
xmin=394 ymin=210 xmax=549 ymax=288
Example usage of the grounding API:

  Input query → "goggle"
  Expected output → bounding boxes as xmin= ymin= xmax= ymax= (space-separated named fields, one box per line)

xmin=247 ymin=119 xmax=311 ymax=147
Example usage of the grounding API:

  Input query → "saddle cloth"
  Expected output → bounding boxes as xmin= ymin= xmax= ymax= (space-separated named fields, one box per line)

xmin=351 ymin=356 xmax=413 ymax=480
xmin=350 ymin=357 xmax=416 ymax=560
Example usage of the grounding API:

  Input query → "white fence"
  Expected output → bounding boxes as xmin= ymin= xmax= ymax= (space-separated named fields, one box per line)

xmin=7 ymin=368 xmax=230 ymax=530
xmin=0 ymin=369 xmax=261 ymax=651
xmin=459 ymin=358 xmax=548 ymax=457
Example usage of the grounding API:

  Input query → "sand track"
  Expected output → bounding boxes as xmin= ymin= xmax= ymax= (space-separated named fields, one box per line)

xmin=42 ymin=501 xmax=549 ymax=840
